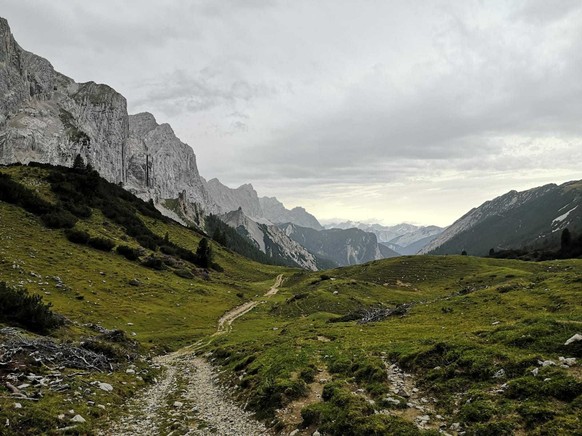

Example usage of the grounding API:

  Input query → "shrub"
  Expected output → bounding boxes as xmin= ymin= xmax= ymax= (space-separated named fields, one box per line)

xmin=0 ymin=282 xmax=65 ymax=334
xmin=159 ymin=245 xmax=177 ymax=255
xmin=65 ymin=229 xmax=91 ymax=244
xmin=87 ymin=237 xmax=115 ymax=252
xmin=40 ymin=210 xmax=77 ymax=229
xmin=116 ymin=245 xmax=141 ymax=261
xmin=141 ymin=256 xmax=165 ymax=270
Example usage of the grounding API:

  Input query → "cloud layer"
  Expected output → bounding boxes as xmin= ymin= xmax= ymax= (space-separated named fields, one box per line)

xmin=2 ymin=0 xmax=581 ymax=225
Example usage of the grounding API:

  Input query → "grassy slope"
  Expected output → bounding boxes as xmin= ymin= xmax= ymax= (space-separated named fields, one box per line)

xmin=0 ymin=165 xmax=581 ymax=434
xmin=209 ymin=256 xmax=582 ymax=434
xmin=0 ymin=165 xmax=287 ymax=433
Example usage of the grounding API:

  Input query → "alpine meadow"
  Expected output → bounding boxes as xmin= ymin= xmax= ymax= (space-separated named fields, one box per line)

xmin=0 ymin=2 xmax=581 ymax=435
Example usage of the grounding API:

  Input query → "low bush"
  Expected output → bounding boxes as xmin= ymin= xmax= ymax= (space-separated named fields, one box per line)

xmin=116 ymin=245 xmax=141 ymax=261
xmin=65 ymin=228 xmax=91 ymax=244
xmin=87 ymin=237 xmax=115 ymax=252
xmin=40 ymin=210 xmax=77 ymax=229
xmin=0 ymin=282 xmax=65 ymax=334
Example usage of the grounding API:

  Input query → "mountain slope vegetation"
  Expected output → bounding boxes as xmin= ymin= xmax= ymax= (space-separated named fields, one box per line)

xmin=0 ymin=164 xmax=580 ymax=435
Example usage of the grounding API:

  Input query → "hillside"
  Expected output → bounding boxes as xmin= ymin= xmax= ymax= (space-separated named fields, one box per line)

xmin=421 ymin=181 xmax=582 ymax=256
xmin=0 ymin=164 xmax=286 ymax=433
xmin=0 ymin=164 xmax=580 ymax=435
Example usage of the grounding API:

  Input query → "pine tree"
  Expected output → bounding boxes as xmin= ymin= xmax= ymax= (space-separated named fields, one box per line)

xmin=195 ymin=237 xmax=213 ymax=268
xmin=561 ymin=228 xmax=571 ymax=250
xmin=73 ymin=154 xmax=85 ymax=170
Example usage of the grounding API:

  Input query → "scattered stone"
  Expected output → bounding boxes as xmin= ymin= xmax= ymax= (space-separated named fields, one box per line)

xmin=491 ymin=321 xmax=500 ymax=325
xmin=565 ymin=334 xmax=582 ymax=345
xmin=13 ymin=403 xmax=22 ymax=409
xmin=173 ymin=401 xmax=183 ymax=408
xmin=289 ymin=430 xmax=299 ymax=436
xmin=313 ymin=431 xmax=321 ymax=436
xmin=97 ymin=405 xmax=106 ymax=410
xmin=129 ymin=279 xmax=141 ymax=287
xmin=538 ymin=360 xmax=556 ymax=367
xmin=544 ymin=378 xmax=552 ymax=382
xmin=384 ymin=396 xmax=401 ymax=406
xmin=126 ymin=369 xmax=136 ymax=374
xmin=559 ymin=356 xmax=577 ymax=366
xmin=450 ymin=422 xmax=461 ymax=431
xmin=531 ymin=367 xmax=539 ymax=376
xmin=70 ymin=415 xmax=86 ymax=423
xmin=98 ymin=383 xmax=113 ymax=392
xmin=493 ymin=369 xmax=506 ymax=379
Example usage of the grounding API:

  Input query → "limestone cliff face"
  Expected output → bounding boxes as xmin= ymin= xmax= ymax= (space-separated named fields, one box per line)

xmin=259 ymin=196 xmax=322 ymax=230
xmin=0 ymin=18 xmax=128 ymax=183
xmin=125 ymin=112 xmax=213 ymax=210
xmin=222 ymin=208 xmax=319 ymax=271
xmin=203 ymin=178 xmax=264 ymax=219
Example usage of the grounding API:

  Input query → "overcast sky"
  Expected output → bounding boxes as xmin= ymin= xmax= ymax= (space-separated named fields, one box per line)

xmin=2 ymin=0 xmax=582 ymax=226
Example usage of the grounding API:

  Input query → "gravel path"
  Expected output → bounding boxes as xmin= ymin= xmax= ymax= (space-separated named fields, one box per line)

xmin=101 ymin=275 xmax=284 ymax=436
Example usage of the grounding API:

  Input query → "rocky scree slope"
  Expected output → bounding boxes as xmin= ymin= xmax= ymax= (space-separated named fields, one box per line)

xmin=421 ymin=180 xmax=582 ymax=255
xmin=221 ymin=208 xmax=319 ymax=270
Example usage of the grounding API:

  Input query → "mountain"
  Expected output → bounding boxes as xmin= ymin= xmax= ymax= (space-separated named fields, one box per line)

xmin=221 ymin=208 xmax=320 ymax=270
xmin=420 ymin=180 xmax=582 ymax=255
xmin=278 ymin=223 xmax=396 ymax=266
xmin=203 ymin=178 xmax=264 ymax=219
xmin=0 ymin=18 xmax=214 ymax=213
xmin=0 ymin=18 xmax=127 ymax=183
xmin=125 ymin=112 xmax=213 ymax=210
xmin=259 ymin=196 xmax=322 ymax=230
xmin=324 ymin=221 xmax=443 ymax=254
xmin=0 ymin=17 xmax=324 ymax=269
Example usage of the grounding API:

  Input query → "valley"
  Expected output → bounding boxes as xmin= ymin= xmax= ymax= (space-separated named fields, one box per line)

xmin=0 ymin=11 xmax=581 ymax=436
xmin=0 ymin=165 xmax=580 ymax=435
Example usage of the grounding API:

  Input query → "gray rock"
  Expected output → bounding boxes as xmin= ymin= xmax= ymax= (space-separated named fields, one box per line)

xmin=559 ymin=356 xmax=576 ymax=366
xmin=70 ymin=415 xmax=86 ymax=423
xmin=564 ymin=333 xmax=582 ymax=345
xmin=98 ymin=382 xmax=113 ymax=392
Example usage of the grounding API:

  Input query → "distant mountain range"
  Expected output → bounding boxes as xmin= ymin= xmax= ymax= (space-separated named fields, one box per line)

xmin=324 ymin=221 xmax=444 ymax=255
xmin=420 ymin=181 xmax=582 ymax=256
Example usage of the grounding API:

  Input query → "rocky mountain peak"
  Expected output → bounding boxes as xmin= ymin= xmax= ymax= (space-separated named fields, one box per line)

xmin=129 ymin=112 xmax=158 ymax=136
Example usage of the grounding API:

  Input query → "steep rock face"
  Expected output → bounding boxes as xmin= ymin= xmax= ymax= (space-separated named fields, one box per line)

xmin=204 ymin=178 xmax=264 ymax=219
xmin=0 ymin=18 xmax=127 ymax=183
xmin=125 ymin=112 xmax=213 ymax=210
xmin=279 ymin=224 xmax=388 ymax=266
xmin=419 ymin=182 xmax=582 ymax=255
xmin=221 ymin=208 xmax=318 ymax=270
xmin=259 ymin=196 xmax=322 ymax=230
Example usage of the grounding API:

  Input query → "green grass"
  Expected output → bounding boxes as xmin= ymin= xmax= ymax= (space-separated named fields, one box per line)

xmin=208 ymin=256 xmax=582 ymax=434
xmin=1 ymin=165 xmax=581 ymax=434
